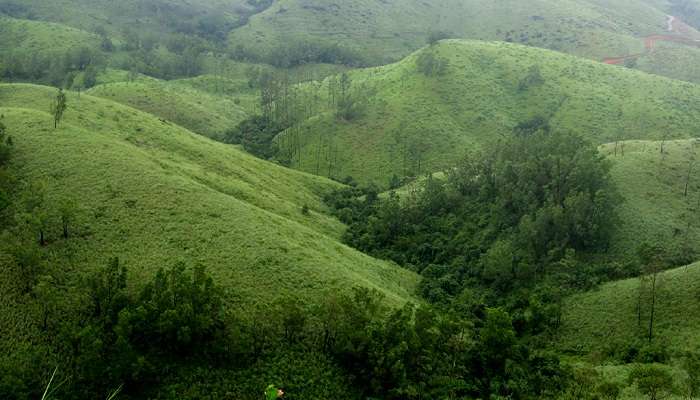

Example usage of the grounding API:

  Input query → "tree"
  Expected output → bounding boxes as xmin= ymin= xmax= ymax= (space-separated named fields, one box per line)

xmin=23 ymin=181 xmax=50 ymax=246
xmin=596 ymin=380 xmax=621 ymax=400
xmin=58 ymin=198 xmax=77 ymax=239
xmin=50 ymin=89 xmax=67 ymax=129
xmin=638 ymin=243 xmax=667 ymax=342
xmin=518 ymin=65 xmax=545 ymax=91
xmin=416 ymin=51 xmax=449 ymax=77
xmin=427 ymin=30 xmax=451 ymax=45
xmin=0 ymin=118 xmax=11 ymax=166
xmin=628 ymin=364 xmax=675 ymax=400
xmin=86 ymin=257 xmax=128 ymax=327
xmin=116 ymin=262 xmax=226 ymax=355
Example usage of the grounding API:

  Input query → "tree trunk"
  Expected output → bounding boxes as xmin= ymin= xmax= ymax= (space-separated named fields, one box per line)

xmin=648 ymin=272 xmax=657 ymax=342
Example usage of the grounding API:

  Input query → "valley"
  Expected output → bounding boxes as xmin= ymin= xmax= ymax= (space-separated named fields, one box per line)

xmin=2 ymin=1 xmax=700 ymax=399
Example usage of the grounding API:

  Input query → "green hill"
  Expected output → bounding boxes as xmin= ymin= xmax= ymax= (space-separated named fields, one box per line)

xmin=278 ymin=40 xmax=700 ymax=186
xmin=559 ymin=260 xmax=700 ymax=357
xmin=86 ymin=79 xmax=250 ymax=140
xmin=0 ymin=14 xmax=99 ymax=55
xmin=227 ymin=0 xmax=671 ymax=65
xmin=0 ymin=83 xmax=418 ymax=312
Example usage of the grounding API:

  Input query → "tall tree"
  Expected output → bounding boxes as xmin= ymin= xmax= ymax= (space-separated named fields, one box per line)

xmin=50 ymin=88 xmax=67 ymax=129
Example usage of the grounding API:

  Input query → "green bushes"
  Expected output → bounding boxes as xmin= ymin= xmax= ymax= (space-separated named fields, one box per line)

xmin=332 ymin=130 xmax=619 ymax=302
xmin=416 ymin=50 xmax=449 ymax=77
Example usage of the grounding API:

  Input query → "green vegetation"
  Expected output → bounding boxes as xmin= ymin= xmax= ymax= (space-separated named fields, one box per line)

xmin=4 ymin=0 xmax=700 ymax=398
xmin=278 ymin=41 xmax=700 ymax=185
xmin=603 ymin=139 xmax=700 ymax=261
xmin=87 ymin=80 xmax=249 ymax=140
xmin=228 ymin=0 xmax=668 ymax=66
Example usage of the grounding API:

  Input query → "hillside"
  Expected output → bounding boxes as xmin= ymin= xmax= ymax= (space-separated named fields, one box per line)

xmin=0 ymin=83 xmax=418 ymax=310
xmin=86 ymin=79 xmax=250 ymax=140
xmin=0 ymin=14 xmax=99 ymax=55
xmin=227 ymin=0 xmax=675 ymax=64
xmin=559 ymin=260 xmax=700 ymax=356
xmin=279 ymin=40 xmax=700 ymax=186
xmin=603 ymin=139 xmax=700 ymax=260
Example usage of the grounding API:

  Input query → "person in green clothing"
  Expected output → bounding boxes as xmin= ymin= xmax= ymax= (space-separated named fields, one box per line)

xmin=265 ymin=384 xmax=284 ymax=400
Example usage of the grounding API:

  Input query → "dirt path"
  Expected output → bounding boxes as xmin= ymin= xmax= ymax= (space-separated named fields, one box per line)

xmin=602 ymin=15 xmax=700 ymax=65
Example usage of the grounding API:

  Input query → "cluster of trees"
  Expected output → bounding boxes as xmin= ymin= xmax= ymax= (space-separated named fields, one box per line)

xmin=232 ymin=39 xmax=368 ymax=68
xmin=0 ymin=251 xmax=577 ymax=400
xmin=416 ymin=50 xmax=449 ymax=77
xmin=6 ymin=248 xmax=697 ymax=400
xmin=328 ymin=127 xmax=619 ymax=304
xmin=227 ymin=70 xmax=370 ymax=169
xmin=1 ymin=47 xmax=104 ymax=89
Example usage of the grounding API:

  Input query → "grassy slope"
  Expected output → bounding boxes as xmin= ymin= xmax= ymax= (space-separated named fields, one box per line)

xmin=0 ymin=83 xmax=418 ymax=310
xmin=0 ymin=14 xmax=99 ymax=55
xmin=228 ymin=0 xmax=665 ymax=64
xmin=0 ymin=0 xmax=252 ymax=38
xmin=637 ymin=41 xmax=700 ymax=84
xmin=84 ymin=55 xmax=351 ymax=140
xmin=603 ymin=139 xmax=700 ymax=260
xmin=87 ymin=79 xmax=249 ymax=141
xmin=559 ymin=260 xmax=700 ymax=356
xmin=281 ymin=40 xmax=700 ymax=185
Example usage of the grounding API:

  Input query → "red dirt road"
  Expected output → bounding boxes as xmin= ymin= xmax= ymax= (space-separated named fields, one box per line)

xmin=602 ymin=16 xmax=700 ymax=65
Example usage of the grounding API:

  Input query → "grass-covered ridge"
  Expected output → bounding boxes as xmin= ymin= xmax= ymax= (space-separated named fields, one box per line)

xmin=228 ymin=0 xmax=670 ymax=65
xmin=0 ymin=83 xmax=418 ymax=309
xmin=280 ymin=40 xmax=700 ymax=185
xmin=86 ymin=79 xmax=250 ymax=141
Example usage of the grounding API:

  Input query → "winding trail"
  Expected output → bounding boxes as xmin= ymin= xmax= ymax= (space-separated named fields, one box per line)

xmin=602 ymin=15 xmax=700 ymax=65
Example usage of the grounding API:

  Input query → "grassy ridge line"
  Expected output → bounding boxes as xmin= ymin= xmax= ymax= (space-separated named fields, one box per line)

xmin=0 ymin=83 xmax=419 ymax=308
xmin=228 ymin=0 xmax=667 ymax=64
xmin=281 ymin=40 xmax=700 ymax=186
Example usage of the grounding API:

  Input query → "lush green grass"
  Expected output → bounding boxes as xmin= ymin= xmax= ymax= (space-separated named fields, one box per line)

xmin=0 ymin=0 xmax=252 ymax=39
xmin=227 ymin=0 xmax=668 ymax=65
xmin=602 ymin=139 xmax=700 ymax=259
xmin=87 ymin=79 xmax=250 ymax=140
xmin=0 ymin=14 xmax=99 ymax=56
xmin=637 ymin=40 xmax=700 ymax=84
xmin=559 ymin=260 xmax=700 ymax=356
xmin=0 ymin=83 xmax=418 ymax=316
xmin=280 ymin=40 xmax=700 ymax=186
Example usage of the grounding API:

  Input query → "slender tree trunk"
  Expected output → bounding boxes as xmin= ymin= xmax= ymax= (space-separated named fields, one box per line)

xmin=685 ymin=160 xmax=695 ymax=197
xmin=648 ymin=272 xmax=657 ymax=342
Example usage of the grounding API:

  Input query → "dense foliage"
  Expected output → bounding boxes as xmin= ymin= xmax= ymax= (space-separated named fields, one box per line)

xmin=1 ymin=255 xmax=573 ymax=400
xmin=329 ymin=129 xmax=620 ymax=304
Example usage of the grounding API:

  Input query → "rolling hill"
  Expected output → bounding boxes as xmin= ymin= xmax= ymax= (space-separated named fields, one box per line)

xmin=5 ymin=0 xmax=700 ymax=84
xmin=226 ymin=0 xmax=700 ymax=71
xmin=0 ymin=14 xmax=99 ymax=56
xmin=86 ymin=79 xmax=250 ymax=140
xmin=0 ymin=83 xmax=418 ymax=356
xmin=278 ymin=40 xmax=700 ymax=186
